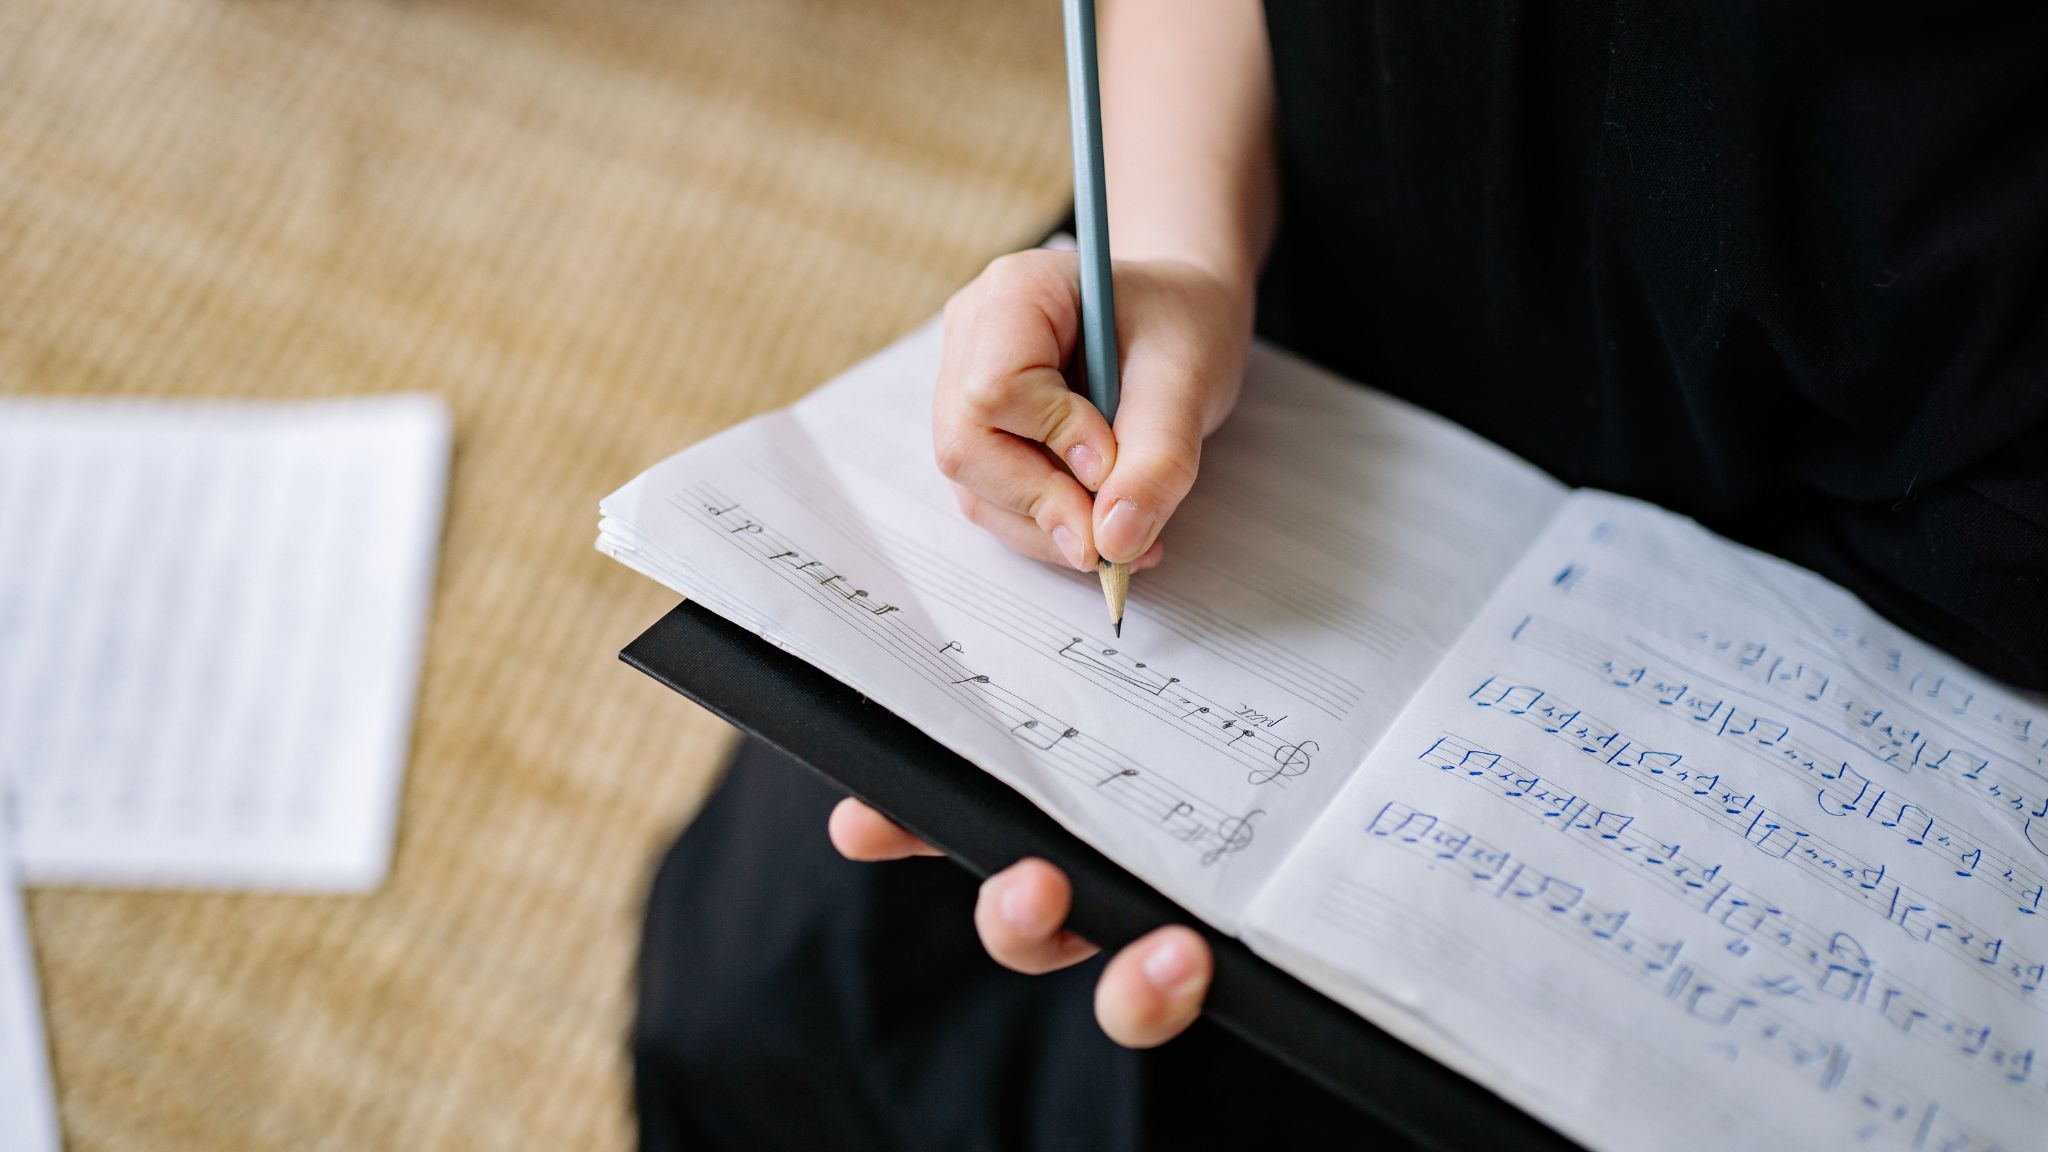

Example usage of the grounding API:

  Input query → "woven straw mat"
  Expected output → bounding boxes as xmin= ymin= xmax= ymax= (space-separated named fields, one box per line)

xmin=0 ymin=0 xmax=1070 ymax=1147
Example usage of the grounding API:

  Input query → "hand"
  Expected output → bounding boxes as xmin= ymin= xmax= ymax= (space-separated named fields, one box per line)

xmin=933 ymin=248 xmax=1254 ymax=570
xmin=828 ymin=797 xmax=1213 ymax=1047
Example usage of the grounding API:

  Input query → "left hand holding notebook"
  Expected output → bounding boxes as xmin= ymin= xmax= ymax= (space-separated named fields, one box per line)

xmin=830 ymin=794 xmax=1215 ymax=1047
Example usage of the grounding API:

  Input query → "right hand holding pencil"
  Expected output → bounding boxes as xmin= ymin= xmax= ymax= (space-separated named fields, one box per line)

xmin=931 ymin=247 xmax=1254 ymax=574
xmin=885 ymin=244 xmax=1256 ymax=1047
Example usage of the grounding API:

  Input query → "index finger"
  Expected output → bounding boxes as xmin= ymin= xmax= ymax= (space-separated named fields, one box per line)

xmin=828 ymin=798 xmax=943 ymax=861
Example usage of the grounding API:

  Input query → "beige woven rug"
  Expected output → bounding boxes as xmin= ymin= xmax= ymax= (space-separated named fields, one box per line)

xmin=0 ymin=1 xmax=1068 ymax=1146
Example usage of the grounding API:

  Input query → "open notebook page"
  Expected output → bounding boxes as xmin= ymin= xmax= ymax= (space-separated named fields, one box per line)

xmin=1244 ymin=490 xmax=2048 ymax=1151
xmin=600 ymin=319 xmax=1565 ymax=930
xmin=0 ymin=396 xmax=449 ymax=890
xmin=0 ymin=810 xmax=60 ymax=1152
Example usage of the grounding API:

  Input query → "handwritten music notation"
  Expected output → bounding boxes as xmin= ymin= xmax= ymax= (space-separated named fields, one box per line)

xmin=1465 ymin=674 xmax=2048 ymax=1005
xmin=1053 ymin=638 xmax=1319 ymax=787
xmin=752 ymin=464 xmax=1373 ymax=722
xmin=1569 ymin=520 xmax=2048 ymax=764
xmin=1350 ymin=799 xmax=2002 ymax=1152
xmin=1677 ymin=627 xmax=2048 ymax=773
xmin=742 ymin=465 xmax=1334 ymax=789
xmin=1519 ymin=606 xmax=2048 ymax=866
xmin=678 ymin=484 xmax=1261 ymax=868
xmin=1508 ymin=616 xmax=2048 ymax=915
xmin=1416 ymin=733 xmax=2045 ymax=1104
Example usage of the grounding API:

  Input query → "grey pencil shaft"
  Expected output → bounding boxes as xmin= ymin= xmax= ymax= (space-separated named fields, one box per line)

xmin=1063 ymin=0 xmax=1120 ymax=423
xmin=1062 ymin=0 xmax=1130 ymax=636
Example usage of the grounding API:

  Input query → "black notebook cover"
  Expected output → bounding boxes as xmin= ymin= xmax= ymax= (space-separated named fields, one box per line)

xmin=623 ymin=600 xmax=1580 ymax=1151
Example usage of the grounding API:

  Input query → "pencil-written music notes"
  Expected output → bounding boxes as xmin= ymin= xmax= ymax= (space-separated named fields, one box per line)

xmin=681 ymin=484 xmax=1263 ymax=870
xmin=1012 ymin=719 xmax=1080 ymax=752
xmin=1246 ymin=491 xmax=2048 ymax=1152
xmin=1054 ymin=637 xmax=1322 ymax=785
xmin=600 ymin=319 xmax=1565 ymax=928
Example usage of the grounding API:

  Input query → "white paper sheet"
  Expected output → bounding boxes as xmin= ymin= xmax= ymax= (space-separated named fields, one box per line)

xmin=1244 ymin=491 xmax=2048 ymax=1151
xmin=600 ymin=320 xmax=1566 ymax=930
xmin=0 ymin=395 xmax=450 ymax=890
xmin=0 ymin=807 xmax=59 ymax=1152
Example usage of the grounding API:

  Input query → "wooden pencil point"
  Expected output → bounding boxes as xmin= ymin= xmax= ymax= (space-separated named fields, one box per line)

xmin=1097 ymin=559 xmax=1129 ymax=637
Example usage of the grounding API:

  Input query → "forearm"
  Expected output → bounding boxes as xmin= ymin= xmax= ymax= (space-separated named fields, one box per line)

xmin=1100 ymin=0 xmax=1277 ymax=293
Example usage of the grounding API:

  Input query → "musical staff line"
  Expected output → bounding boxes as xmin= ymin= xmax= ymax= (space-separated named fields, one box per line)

xmin=1416 ymin=732 xmax=2044 ymax=1103
xmin=752 ymin=462 xmax=1369 ymax=719
xmin=1466 ymin=675 xmax=2047 ymax=1006
xmin=1342 ymin=801 xmax=1998 ymax=1151
xmin=1507 ymin=616 xmax=2048 ymax=911
xmin=673 ymin=486 xmax=1261 ymax=868
xmin=747 ymin=465 xmax=1346 ymax=764
xmin=1552 ymin=560 xmax=2048 ymax=780
xmin=1576 ymin=516 xmax=2048 ymax=760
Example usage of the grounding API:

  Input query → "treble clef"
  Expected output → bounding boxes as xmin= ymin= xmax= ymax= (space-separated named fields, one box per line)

xmin=1201 ymin=808 xmax=1263 ymax=866
xmin=1248 ymin=740 xmax=1318 ymax=786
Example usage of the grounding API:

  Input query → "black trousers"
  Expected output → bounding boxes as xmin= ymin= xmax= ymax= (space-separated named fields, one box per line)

xmin=633 ymin=738 xmax=1411 ymax=1150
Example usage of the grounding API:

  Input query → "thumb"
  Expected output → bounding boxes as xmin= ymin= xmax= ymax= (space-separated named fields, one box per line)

xmin=1092 ymin=371 xmax=1204 ymax=564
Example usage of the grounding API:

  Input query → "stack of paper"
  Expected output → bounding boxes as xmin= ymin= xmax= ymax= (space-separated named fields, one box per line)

xmin=0 ymin=809 xmax=57 ymax=1152
xmin=0 ymin=394 xmax=452 ymax=1149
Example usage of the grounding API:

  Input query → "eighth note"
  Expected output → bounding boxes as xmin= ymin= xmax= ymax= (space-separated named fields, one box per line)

xmin=1011 ymin=719 xmax=1081 ymax=751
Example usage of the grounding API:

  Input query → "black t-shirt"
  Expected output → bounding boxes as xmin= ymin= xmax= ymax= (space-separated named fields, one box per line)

xmin=1257 ymin=1 xmax=2048 ymax=685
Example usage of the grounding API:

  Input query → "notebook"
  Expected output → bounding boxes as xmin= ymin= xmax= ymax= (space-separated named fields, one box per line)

xmin=0 ymin=395 xmax=450 ymax=890
xmin=599 ymin=318 xmax=2046 ymax=1152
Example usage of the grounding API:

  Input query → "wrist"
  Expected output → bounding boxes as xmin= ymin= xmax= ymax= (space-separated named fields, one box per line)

xmin=1113 ymin=234 xmax=1260 ymax=312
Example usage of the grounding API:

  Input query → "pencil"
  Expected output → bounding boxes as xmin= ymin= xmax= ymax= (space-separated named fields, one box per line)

xmin=1061 ymin=0 xmax=1130 ymax=637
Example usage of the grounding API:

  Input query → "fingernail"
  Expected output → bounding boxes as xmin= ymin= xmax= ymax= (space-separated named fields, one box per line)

xmin=1143 ymin=933 xmax=1201 ymax=993
xmin=1098 ymin=499 xmax=1156 ymax=562
xmin=1050 ymin=525 xmax=1090 ymax=571
xmin=999 ymin=879 xmax=1038 ymax=930
xmin=1065 ymin=443 xmax=1104 ymax=488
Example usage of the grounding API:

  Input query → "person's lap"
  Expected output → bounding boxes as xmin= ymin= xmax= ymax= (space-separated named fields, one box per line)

xmin=634 ymin=738 xmax=1410 ymax=1151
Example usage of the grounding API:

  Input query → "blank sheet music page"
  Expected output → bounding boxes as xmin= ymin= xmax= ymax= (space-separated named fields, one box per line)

xmin=0 ymin=396 xmax=450 ymax=890
xmin=1243 ymin=490 xmax=2048 ymax=1151
xmin=0 ymin=812 xmax=59 ymax=1152
xmin=600 ymin=321 xmax=1567 ymax=930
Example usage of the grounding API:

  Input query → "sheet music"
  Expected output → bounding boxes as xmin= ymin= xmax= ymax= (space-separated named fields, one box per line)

xmin=0 ymin=396 xmax=449 ymax=890
xmin=600 ymin=320 xmax=1566 ymax=929
xmin=1243 ymin=490 xmax=2048 ymax=1151
xmin=0 ymin=809 xmax=60 ymax=1152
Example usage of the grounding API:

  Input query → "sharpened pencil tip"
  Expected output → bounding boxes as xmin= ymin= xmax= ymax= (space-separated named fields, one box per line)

xmin=1097 ymin=559 xmax=1130 ymax=640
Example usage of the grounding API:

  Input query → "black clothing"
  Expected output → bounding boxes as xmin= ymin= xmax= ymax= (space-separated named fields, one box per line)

xmin=1259 ymin=1 xmax=2048 ymax=686
xmin=636 ymin=5 xmax=2048 ymax=1148
xmin=635 ymin=739 xmax=1410 ymax=1151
